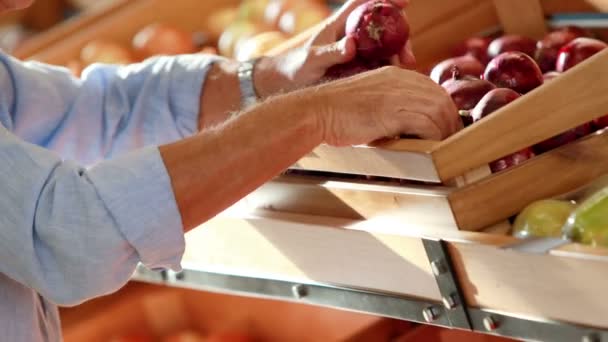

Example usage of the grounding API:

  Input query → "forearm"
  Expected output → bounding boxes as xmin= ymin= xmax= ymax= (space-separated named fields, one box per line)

xmin=164 ymin=90 xmax=322 ymax=231
xmin=198 ymin=57 xmax=290 ymax=129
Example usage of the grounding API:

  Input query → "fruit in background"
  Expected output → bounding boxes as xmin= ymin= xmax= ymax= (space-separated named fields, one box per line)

xmin=594 ymin=115 xmax=608 ymax=130
xmin=470 ymin=88 xmax=521 ymax=122
xmin=484 ymin=51 xmax=543 ymax=94
xmin=452 ymin=36 xmax=492 ymax=64
xmin=556 ymin=37 xmax=608 ymax=72
xmin=533 ymin=122 xmax=593 ymax=154
xmin=513 ymin=199 xmax=577 ymax=239
xmin=490 ymin=148 xmax=535 ymax=173
xmin=487 ymin=34 xmax=537 ymax=59
xmin=199 ymin=46 xmax=219 ymax=55
xmin=163 ymin=330 xmax=206 ymax=342
xmin=80 ymin=40 xmax=134 ymax=66
xmin=279 ymin=2 xmax=330 ymax=35
xmin=430 ymin=55 xmax=484 ymax=84
xmin=206 ymin=331 xmax=257 ymax=342
xmin=66 ymin=60 xmax=83 ymax=77
xmin=218 ymin=21 xmax=264 ymax=58
xmin=467 ymin=88 xmax=529 ymax=172
xmin=264 ymin=0 xmax=293 ymax=29
xmin=563 ymin=186 xmax=608 ymax=247
xmin=132 ymin=24 xmax=197 ymax=59
xmin=110 ymin=333 xmax=155 ymax=342
xmin=238 ymin=0 xmax=272 ymax=23
xmin=441 ymin=75 xmax=496 ymax=111
xmin=543 ymin=71 xmax=560 ymax=81
xmin=325 ymin=57 xmax=389 ymax=79
xmin=207 ymin=7 xmax=239 ymax=39
xmin=345 ymin=0 xmax=409 ymax=61
xmin=535 ymin=26 xmax=588 ymax=73
xmin=236 ymin=31 xmax=288 ymax=61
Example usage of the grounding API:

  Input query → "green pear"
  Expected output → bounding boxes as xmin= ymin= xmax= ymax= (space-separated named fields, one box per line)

xmin=563 ymin=187 xmax=608 ymax=247
xmin=513 ymin=199 xmax=577 ymax=238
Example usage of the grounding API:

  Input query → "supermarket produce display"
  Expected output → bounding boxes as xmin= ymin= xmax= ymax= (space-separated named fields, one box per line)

xmin=13 ymin=0 xmax=608 ymax=341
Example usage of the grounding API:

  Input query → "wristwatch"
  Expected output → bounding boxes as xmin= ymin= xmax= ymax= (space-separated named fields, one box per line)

xmin=237 ymin=58 xmax=261 ymax=110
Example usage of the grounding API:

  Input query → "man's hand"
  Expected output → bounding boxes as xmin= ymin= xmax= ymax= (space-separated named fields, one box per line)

xmin=309 ymin=66 xmax=461 ymax=145
xmin=254 ymin=0 xmax=415 ymax=97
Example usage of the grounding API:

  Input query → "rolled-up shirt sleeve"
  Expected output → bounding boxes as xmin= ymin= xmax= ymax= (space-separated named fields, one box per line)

xmin=0 ymin=53 xmax=222 ymax=306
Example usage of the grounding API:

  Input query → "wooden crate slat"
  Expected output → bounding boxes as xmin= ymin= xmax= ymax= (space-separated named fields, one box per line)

xmin=14 ymin=0 xmax=132 ymax=59
xmin=450 ymin=241 xmax=608 ymax=328
xmin=433 ymin=49 xmax=608 ymax=181
xmin=186 ymin=213 xmax=608 ymax=329
xmin=186 ymin=215 xmax=443 ymax=300
xmin=492 ymin=0 xmax=548 ymax=38
xmin=294 ymin=144 xmax=441 ymax=182
xmin=243 ymin=175 xmax=459 ymax=229
xmin=449 ymin=131 xmax=608 ymax=231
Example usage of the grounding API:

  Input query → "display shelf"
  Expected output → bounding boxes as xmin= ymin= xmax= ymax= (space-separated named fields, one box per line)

xmin=130 ymin=211 xmax=608 ymax=342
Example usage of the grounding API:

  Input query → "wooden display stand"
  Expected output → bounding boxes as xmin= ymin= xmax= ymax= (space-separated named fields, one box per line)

xmin=17 ymin=0 xmax=608 ymax=341
xmin=19 ymin=0 xmax=608 ymax=232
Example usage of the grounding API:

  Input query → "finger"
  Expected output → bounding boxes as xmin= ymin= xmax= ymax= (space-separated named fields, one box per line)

xmin=444 ymin=98 xmax=463 ymax=135
xmin=398 ymin=112 xmax=443 ymax=141
xmin=399 ymin=40 xmax=416 ymax=69
xmin=312 ymin=36 xmax=357 ymax=69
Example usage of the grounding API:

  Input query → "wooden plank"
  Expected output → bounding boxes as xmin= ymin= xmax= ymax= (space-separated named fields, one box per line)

xmin=433 ymin=49 xmax=608 ymax=181
xmin=541 ymin=0 xmax=599 ymax=13
xmin=186 ymin=215 xmax=443 ymax=300
xmin=411 ymin=0 xmax=500 ymax=72
xmin=294 ymin=144 xmax=441 ymax=182
xmin=449 ymin=241 xmax=608 ymax=328
xmin=185 ymin=212 xmax=608 ymax=328
xmin=449 ymin=131 xmax=608 ymax=231
xmin=242 ymin=175 xmax=458 ymax=230
xmin=14 ymin=0 xmax=132 ymax=59
xmin=492 ymin=0 xmax=548 ymax=39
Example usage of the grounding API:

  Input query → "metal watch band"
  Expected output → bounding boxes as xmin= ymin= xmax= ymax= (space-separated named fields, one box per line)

xmin=237 ymin=59 xmax=260 ymax=111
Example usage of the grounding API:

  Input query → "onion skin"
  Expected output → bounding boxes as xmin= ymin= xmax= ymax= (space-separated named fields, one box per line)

xmin=594 ymin=115 xmax=608 ymax=130
xmin=453 ymin=36 xmax=492 ymax=64
xmin=490 ymin=148 xmax=535 ymax=173
xmin=345 ymin=0 xmax=409 ymax=61
xmin=430 ymin=55 xmax=484 ymax=85
xmin=542 ymin=71 xmax=560 ymax=81
xmin=533 ymin=123 xmax=593 ymax=154
xmin=484 ymin=51 xmax=543 ymax=94
xmin=442 ymin=76 xmax=496 ymax=111
xmin=556 ymin=37 xmax=608 ymax=72
xmin=535 ymin=26 xmax=587 ymax=73
xmin=488 ymin=34 xmax=537 ymax=59
xmin=470 ymin=88 xmax=521 ymax=123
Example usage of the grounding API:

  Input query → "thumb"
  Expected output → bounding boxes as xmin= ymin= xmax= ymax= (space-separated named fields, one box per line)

xmin=313 ymin=36 xmax=357 ymax=69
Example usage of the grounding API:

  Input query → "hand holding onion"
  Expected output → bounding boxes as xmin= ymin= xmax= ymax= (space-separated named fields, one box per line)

xmin=260 ymin=0 xmax=414 ymax=95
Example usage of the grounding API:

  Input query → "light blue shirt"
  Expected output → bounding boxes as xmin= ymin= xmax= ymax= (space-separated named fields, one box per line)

xmin=0 ymin=52 xmax=219 ymax=341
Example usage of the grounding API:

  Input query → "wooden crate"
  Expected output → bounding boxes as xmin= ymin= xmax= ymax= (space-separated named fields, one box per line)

xmin=265 ymin=0 xmax=608 ymax=231
xmin=59 ymin=282 xmax=413 ymax=342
